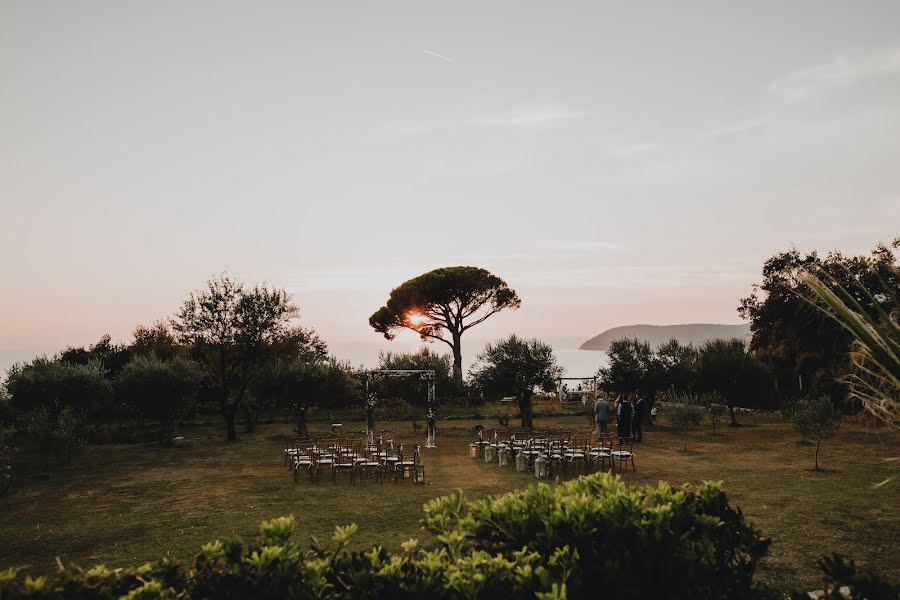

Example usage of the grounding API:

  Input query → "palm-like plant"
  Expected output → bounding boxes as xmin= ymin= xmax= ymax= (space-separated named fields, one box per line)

xmin=802 ymin=265 xmax=899 ymax=429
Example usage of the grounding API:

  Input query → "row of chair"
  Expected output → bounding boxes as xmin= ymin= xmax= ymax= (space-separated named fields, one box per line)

xmin=284 ymin=437 xmax=424 ymax=484
xmin=475 ymin=430 xmax=635 ymax=476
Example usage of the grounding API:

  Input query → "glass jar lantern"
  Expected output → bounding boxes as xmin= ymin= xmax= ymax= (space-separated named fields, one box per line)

xmin=498 ymin=447 xmax=511 ymax=466
xmin=484 ymin=444 xmax=496 ymax=463
xmin=515 ymin=450 xmax=529 ymax=472
xmin=469 ymin=443 xmax=479 ymax=458
xmin=534 ymin=454 xmax=549 ymax=478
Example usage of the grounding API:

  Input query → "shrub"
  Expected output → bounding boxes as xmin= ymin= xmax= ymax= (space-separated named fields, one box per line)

xmin=666 ymin=389 xmax=706 ymax=451
xmin=0 ymin=422 xmax=16 ymax=496
xmin=790 ymin=553 xmax=900 ymax=600
xmin=22 ymin=403 xmax=91 ymax=474
xmin=0 ymin=473 xmax=778 ymax=599
xmin=0 ymin=423 xmax=16 ymax=463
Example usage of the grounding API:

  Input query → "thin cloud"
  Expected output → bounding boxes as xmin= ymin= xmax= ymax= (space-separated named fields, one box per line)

xmin=611 ymin=142 xmax=660 ymax=157
xmin=769 ymin=44 xmax=900 ymax=103
xmin=508 ymin=263 xmax=755 ymax=289
xmin=699 ymin=117 xmax=768 ymax=139
xmin=422 ymin=49 xmax=454 ymax=63
xmin=472 ymin=106 xmax=590 ymax=127
xmin=537 ymin=240 xmax=625 ymax=252
xmin=376 ymin=121 xmax=452 ymax=138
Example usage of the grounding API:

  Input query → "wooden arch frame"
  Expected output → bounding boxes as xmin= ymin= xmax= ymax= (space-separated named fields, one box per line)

xmin=366 ymin=369 xmax=437 ymax=448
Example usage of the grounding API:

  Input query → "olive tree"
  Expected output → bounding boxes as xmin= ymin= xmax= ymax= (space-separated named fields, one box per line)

xmin=130 ymin=321 xmax=182 ymax=361
xmin=5 ymin=357 xmax=114 ymax=419
xmin=255 ymin=359 xmax=358 ymax=437
xmin=6 ymin=358 xmax=111 ymax=472
xmin=115 ymin=354 xmax=201 ymax=445
xmin=370 ymin=266 xmax=521 ymax=384
xmin=791 ymin=396 xmax=840 ymax=470
xmin=469 ymin=335 xmax=562 ymax=428
xmin=702 ymin=392 xmax=726 ymax=437
xmin=696 ymin=338 xmax=772 ymax=426
xmin=172 ymin=275 xmax=300 ymax=440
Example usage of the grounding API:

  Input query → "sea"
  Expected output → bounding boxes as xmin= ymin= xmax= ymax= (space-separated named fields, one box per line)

xmin=327 ymin=339 xmax=609 ymax=379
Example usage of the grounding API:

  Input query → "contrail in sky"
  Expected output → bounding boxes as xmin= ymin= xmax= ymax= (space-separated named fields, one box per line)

xmin=422 ymin=49 xmax=454 ymax=63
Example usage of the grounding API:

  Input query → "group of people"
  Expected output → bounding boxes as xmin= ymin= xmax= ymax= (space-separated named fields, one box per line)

xmin=593 ymin=393 xmax=654 ymax=442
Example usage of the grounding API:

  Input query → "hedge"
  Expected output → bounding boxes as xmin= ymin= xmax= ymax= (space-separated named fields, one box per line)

xmin=1 ymin=472 xmax=780 ymax=599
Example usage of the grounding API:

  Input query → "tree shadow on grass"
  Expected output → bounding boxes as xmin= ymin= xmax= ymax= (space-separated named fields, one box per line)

xmin=677 ymin=449 xmax=705 ymax=457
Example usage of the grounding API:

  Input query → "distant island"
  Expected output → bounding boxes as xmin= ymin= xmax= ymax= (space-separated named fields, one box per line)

xmin=579 ymin=323 xmax=752 ymax=351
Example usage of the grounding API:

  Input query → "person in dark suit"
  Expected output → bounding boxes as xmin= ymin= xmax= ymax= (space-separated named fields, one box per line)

xmin=632 ymin=395 xmax=646 ymax=442
xmin=616 ymin=394 xmax=634 ymax=441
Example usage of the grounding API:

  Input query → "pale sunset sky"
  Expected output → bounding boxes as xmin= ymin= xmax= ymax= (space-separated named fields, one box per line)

xmin=1 ymin=2 xmax=899 ymax=374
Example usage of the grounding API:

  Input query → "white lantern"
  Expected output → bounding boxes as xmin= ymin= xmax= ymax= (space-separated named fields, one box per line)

xmin=498 ymin=447 xmax=511 ymax=466
xmin=484 ymin=445 xmax=496 ymax=463
xmin=534 ymin=453 xmax=549 ymax=478
xmin=469 ymin=443 xmax=479 ymax=458
xmin=515 ymin=450 xmax=529 ymax=472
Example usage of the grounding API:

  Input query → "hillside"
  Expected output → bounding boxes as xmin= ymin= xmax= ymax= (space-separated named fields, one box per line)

xmin=579 ymin=323 xmax=751 ymax=351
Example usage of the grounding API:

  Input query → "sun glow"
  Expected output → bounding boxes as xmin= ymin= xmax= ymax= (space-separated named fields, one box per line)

xmin=406 ymin=311 xmax=428 ymax=327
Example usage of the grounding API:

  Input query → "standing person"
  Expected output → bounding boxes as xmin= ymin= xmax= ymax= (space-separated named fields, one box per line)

xmin=594 ymin=394 xmax=610 ymax=435
xmin=633 ymin=395 xmax=646 ymax=442
xmin=616 ymin=394 xmax=634 ymax=441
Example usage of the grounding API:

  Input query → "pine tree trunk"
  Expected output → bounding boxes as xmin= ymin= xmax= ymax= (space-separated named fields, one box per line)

xmin=451 ymin=331 xmax=463 ymax=385
xmin=519 ymin=392 xmax=534 ymax=429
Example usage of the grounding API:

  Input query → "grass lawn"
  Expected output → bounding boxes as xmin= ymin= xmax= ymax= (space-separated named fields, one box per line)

xmin=1 ymin=412 xmax=898 ymax=592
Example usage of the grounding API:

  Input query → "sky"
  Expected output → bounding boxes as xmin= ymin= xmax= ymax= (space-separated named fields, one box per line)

xmin=1 ymin=1 xmax=899 ymax=375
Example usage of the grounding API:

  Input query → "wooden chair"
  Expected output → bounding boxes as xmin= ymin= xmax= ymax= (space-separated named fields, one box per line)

xmin=359 ymin=456 xmax=383 ymax=484
xmin=314 ymin=444 xmax=335 ymax=482
xmin=332 ymin=443 xmax=357 ymax=485
xmin=589 ymin=434 xmax=613 ymax=472
xmin=357 ymin=440 xmax=383 ymax=484
xmin=285 ymin=438 xmax=306 ymax=467
xmin=564 ymin=434 xmax=590 ymax=475
xmin=612 ymin=437 xmax=636 ymax=472
xmin=394 ymin=445 xmax=416 ymax=482
xmin=292 ymin=441 xmax=315 ymax=483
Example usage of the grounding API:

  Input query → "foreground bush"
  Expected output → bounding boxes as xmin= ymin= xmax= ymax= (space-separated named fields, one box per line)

xmin=0 ymin=473 xmax=778 ymax=599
